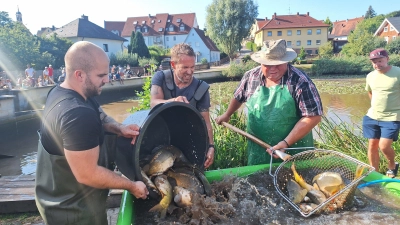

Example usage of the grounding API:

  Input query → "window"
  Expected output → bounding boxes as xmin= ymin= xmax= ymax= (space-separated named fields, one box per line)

xmin=196 ymin=42 xmax=199 ymax=47
xmin=316 ymin=40 xmax=321 ymax=45
xmin=390 ymin=26 xmax=394 ymax=31
xmin=315 ymin=49 xmax=319 ymax=54
xmin=180 ymin=24 xmax=185 ymax=31
xmin=151 ymin=20 xmax=155 ymax=24
xmin=173 ymin=36 xmax=176 ymax=41
xmin=307 ymin=40 xmax=311 ymax=45
xmin=167 ymin=19 xmax=170 ymax=22
xmin=166 ymin=37 xmax=169 ymax=41
xmin=307 ymin=29 xmax=312 ymax=35
xmin=316 ymin=29 xmax=321 ymax=35
xmin=384 ymin=36 xmax=389 ymax=43
xmin=142 ymin=21 xmax=145 ymax=24
xmin=287 ymin=41 xmax=292 ymax=47
xmin=158 ymin=20 xmax=161 ymax=23
xmin=306 ymin=50 xmax=312 ymax=55
xmin=143 ymin=26 xmax=148 ymax=33
xmin=158 ymin=28 xmax=163 ymax=32
xmin=297 ymin=30 xmax=301 ymax=35
xmin=177 ymin=18 xmax=181 ymax=23
xmin=393 ymin=36 xmax=397 ymax=40
xmin=135 ymin=27 xmax=141 ymax=32
xmin=277 ymin=31 xmax=282 ymax=36
xmin=296 ymin=41 xmax=301 ymax=46
xmin=169 ymin=24 xmax=174 ymax=32
xmin=384 ymin=27 xmax=388 ymax=32
xmin=287 ymin=30 xmax=292 ymax=36
xmin=267 ymin=31 xmax=272 ymax=36
xmin=103 ymin=44 xmax=108 ymax=52
xmin=133 ymin=21 xmax=137 ymax=25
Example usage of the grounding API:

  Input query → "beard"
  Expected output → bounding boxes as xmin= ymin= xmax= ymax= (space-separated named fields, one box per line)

xmin=83 ymin=76 xmax=103 ymax=98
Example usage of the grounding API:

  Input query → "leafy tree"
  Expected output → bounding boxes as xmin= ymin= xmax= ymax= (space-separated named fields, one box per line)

xmin=38 ymin=34 xmax=73 ymax=68
xmin=206 ymin=0 xmax=258 ymax=61
xmin=364 ymin=5 xmax=376 ymax=19
xmin=386 ymin=10 xmax=400 ymax=18
xmin=386 ymin=38 xmax=400 ymax=54
xmin=127 ymin=31 xmax=135 ymax=53
xmin=324 ymin=17 xmax=333 ymax=33
xmin=298 ymin=47 xmax=306 ymax=60
xmin=318 ymin=42 xmax=334 ymax=58
xmin=131 ymin=31 xmax=150 ymax=58
xmin=0 ymin=11 xmax=13 ymax=27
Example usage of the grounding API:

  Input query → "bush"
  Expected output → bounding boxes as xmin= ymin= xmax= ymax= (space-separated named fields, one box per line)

xmin=245 ymin=41 xmax=253 ymax=50
xmin=241 ymin=55 xmax=251 ymax=63
xmin=138 ymin=57 xmax=159 ymax=67
xmin=109 ymin=52 xmax=138 ymax=67
xmin=220 ymin=52 xmax=228 ymax=59
xmin=222 ymin=60 xmax=259 ymax=78
xmin=200 ymin=58 xmax=208 ymax=64
xmin=311 ymin=55 xmax=372 ymax=76
xmin=389 ymin=54 xmax=400 ymax=67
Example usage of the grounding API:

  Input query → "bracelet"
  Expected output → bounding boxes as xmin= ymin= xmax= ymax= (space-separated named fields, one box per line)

xmin=209 ymin=144 xmax=215 ymax=148
xmin=282 ymin=139 xmax=289 ymax=147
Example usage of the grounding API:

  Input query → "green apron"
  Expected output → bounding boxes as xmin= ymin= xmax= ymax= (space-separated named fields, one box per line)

xmin=35 ymin=140 xmax=109 ymax=225
xmin=246 ymin=83 xmax=313 ymax=165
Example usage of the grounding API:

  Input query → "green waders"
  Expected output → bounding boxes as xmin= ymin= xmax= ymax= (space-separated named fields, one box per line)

xmin=246 ymin=84 xmax=314 ymax=165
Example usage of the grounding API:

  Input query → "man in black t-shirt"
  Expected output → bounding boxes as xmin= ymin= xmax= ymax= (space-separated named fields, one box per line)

xmin=150 ymin=43 xmax=215 ymax=169
xmin=35 ymin=41 xmax=148 ymax=225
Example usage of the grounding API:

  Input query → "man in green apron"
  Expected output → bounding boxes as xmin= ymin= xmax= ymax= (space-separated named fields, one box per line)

xmin=216 ymin=39 xmax=323 ymax=165
xmin=35 ymin=41 xmax=149 ymax=225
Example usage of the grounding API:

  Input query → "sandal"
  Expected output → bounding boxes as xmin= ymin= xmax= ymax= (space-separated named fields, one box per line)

xmin=386 ymin=162 xmax=399 ymax=178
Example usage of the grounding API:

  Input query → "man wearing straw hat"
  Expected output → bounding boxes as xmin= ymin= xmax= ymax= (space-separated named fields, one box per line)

xmin=216 ymin=39 xmax=323 ymax=165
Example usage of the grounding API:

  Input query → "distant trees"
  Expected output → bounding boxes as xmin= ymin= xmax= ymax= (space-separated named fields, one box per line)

xmin=127 ymin=31 xmax=135 ymax=54
xmin=318 ymin=42 xmax=334 ymax=58
xmin=324 ymin=17 xmax=333 ymax=33
xmin=131 ymin=31 xmax=150 ymax=58
xmin=364 ymin=6 xmax=377 ymax=19
xmin=205 ymin=0 xmax=258 ymax=61
xmin=387 ymin=38 xmax=400 ymax=54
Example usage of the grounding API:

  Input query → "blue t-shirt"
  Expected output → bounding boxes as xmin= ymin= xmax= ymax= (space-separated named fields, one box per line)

xmin=151 ymin=70 xmax=211 ymax=112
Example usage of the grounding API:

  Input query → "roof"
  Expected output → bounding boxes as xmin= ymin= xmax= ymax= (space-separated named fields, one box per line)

xmin=256 ymin=12 xmax=329 ymax=34
xmin=104 ymin=21 xmax=125 ymax=36
xmin=255 ymin=18 xmax=269 ymax=29
xmin=121 ymin=13 xmax=197 ymax=37
xmin=374 ymin=17 xmax=400 ymax=36
xmin=331 ymin=17 xmax=364 ymax=37
xmin=48 ymin=15 xmax=126 ymax=41
xmin=193 ymin=28 xmax=219 ymax=51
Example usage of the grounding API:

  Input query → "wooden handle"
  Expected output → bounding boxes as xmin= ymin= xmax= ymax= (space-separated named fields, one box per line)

xmin=221 ymin=122 xmax=271 ymax=149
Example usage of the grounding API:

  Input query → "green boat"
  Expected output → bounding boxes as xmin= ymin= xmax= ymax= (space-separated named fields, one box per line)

xmin=115 ymin=163 xmax=400 ymax=225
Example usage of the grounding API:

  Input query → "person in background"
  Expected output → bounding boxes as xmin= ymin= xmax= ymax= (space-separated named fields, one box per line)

xmin=35 ymin=41 xmax=148 ymax=225
xmin=25 ymin=64 xmax=35 ymax=87
xmin=215 ymin=39 xmax=323 ymax=165
xmin=58 ymin=68 xmax=66 ymax=83
xmin=363 ymin=48 xmax=400 ymax=178
xmin=43 ymin=67 xmax=49 ymax=84
xmin=150 ymin=43 xmax=215 ymax=169
xmin=48 ymin=64 xmax=54 ymax=84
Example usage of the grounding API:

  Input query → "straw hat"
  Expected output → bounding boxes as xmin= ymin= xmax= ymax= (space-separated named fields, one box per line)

xmin=251 ymin=39 xmax=297 ymax=65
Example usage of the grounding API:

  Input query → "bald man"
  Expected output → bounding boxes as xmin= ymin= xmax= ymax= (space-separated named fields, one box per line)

xmin=35 ymin=41 xmax=148 ymax=225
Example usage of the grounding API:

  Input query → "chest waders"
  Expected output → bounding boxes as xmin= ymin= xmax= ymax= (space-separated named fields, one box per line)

xmin=246 ymin=84 xmax=313 ymax=165
xmin=35 ymin=90 xmax=114 ymax=225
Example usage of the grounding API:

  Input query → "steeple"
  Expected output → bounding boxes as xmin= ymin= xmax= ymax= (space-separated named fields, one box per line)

xmin=16 ymin=6 xmax=22 ymax=23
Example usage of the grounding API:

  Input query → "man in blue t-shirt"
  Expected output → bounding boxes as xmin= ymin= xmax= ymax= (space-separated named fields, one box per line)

xmin=150 ymin=43 xmax=215 ymax=169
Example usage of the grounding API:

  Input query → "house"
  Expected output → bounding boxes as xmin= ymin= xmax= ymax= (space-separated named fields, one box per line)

xmin=249 ymin=18 xmax=270 ymax=40
xmin=374 ymin=17 xmax=400 ymax=43
xmin=254 ymin=12 xmax=329 ymax=55
xmin=185 ymin=28 xmax=220 ymax=63
xmin=103 ymin=21 xmax=125 ymax=37
xmin=330 ymin=17 xmax=364 ymax=53
xmin=37 ymin=26 xmax=58 ymax=37
xmin=47 ymin=15 xmax=127 ymax=55
xmin=105 ymin=12 xmax=220 ymax=62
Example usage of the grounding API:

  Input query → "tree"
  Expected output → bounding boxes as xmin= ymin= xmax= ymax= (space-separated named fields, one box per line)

xmin=131 ymin=31 xmax=150 ymax=58
xmin=206 ymin=0 xmax=258 ymax=61
xmin=298 ymin=47 xmax=306 ymax=60
xmin=386 ymin=10 xmax=400 ymax=18
xmin=386 ymin=38 xmax=400 ymax=54
xmin=127 ymin=31 xmax=135 ymax=54
xmin=364 ymin=5 xmax=376 ymax=19
xmin=318 ymin=42 xmax=333 ymax=58
xmin=0 ymin=11 xmax=13 ymax=27
xmin=38 ymin=33 xmax=73 ymax=68
xmin=324 ymin=17 xmax=333 ymax=33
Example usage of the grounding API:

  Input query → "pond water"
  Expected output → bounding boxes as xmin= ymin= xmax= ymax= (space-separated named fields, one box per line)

xmin=0 ymin=90 xmax=371 ymax=177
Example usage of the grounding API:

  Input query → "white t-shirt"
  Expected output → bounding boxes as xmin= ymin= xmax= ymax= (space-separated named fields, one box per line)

xmin=25 ymin=68 xmax=34 ymax=77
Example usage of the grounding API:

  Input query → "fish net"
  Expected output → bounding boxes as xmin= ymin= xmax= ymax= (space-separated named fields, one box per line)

xmin=271 ymin=149 xmax=375 ymax=217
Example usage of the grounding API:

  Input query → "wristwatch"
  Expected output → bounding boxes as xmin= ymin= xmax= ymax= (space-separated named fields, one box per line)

xmin=209 ymin=144 xmax=214 ymax=148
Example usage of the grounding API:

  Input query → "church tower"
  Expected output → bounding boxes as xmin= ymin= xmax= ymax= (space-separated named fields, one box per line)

xmin=16 ymin=6 xmax=22 ymax=23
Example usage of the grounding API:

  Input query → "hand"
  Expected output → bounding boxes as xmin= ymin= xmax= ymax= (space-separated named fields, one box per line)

xmin=215 ymin=114 xmax=230 ymax=125
xmin=129 ymin=181 xmax=149 ymax=200
xmin=204 ymin=147 xmax=215 ymax=169
xmin=173 ymin=96 xmax=189 ymax=103
xmin=266 ymin=140 xmax=288 ymax=159
xmin=119 ymin=124 xmax=140 ymax=144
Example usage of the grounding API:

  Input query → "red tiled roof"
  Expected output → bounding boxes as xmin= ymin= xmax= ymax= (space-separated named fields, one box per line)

xmin=331 ymin=17 xmax=364 ymax=37
xmin=257 ymin=20 xmax=269 ymax=29
xmin=193 ymin=28 xmax=219 ymax=51
xmin=257 ymin=13 xmax=329 ymax=33
xmin=121 ymin=13 xmax=196 ymax=37
xmin=104 ymin=21 xmax=125 ymax=35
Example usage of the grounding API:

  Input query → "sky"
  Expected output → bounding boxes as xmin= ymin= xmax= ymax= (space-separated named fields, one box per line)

xmin=2 ymin=0 xmax=400 ymax=34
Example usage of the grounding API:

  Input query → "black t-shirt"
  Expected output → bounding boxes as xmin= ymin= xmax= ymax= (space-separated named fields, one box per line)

xmin=40 ymin=85 xmax=104 ymax=156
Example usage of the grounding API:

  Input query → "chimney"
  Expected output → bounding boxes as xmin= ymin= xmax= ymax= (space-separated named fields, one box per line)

xmin=307 ymin=12 xmax=309 ymax=16
xmin=265 ymin=17 xmax=268 ymax=21
xmin=297 ymin=12 xmax=299 ymax=15
xmin=148 ymin=14 xmax=151 ymax=18
xmin=273 ymin=12 xmax=276 ymax=18
xmin=81 ymin=14 xmax=88 ymax=20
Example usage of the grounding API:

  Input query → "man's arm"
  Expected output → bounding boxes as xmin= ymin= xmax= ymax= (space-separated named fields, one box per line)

xmin=150 ymin=84 xmax=188 ymax=108
xmin=64 ymin=147 xmax=148 ymax=199
xmin=368 ymin=91 xmax=372 ymax=100
xmin=201 ymin=111 xmax=214 ymax=169
xmin=215 ymin=98 xmax=243 ymax=125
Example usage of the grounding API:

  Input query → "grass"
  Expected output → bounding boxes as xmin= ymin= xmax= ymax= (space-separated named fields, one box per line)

xmin=0 ymin=212 xmax=42 ymax=225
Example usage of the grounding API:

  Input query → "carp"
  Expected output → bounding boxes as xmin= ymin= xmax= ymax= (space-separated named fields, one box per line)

xmin=147 ymin=148 xmax=176 ymax=177
xmin=312 ymin=172 xmax=345 ymax=198
xmin=149 ymin=175 xmax=172 ymax=219
xmin=166 ymin=170 xmax=204 ymax=194
xmin=173 ymin=186 xmax=193 ymax=207
xmin=291 ymin=163 xmax=326 ymax=205
xmin=140 ymin=169 xmax=159 ymax=195
xmin=287 ymin=179 xmax=308 ymax=204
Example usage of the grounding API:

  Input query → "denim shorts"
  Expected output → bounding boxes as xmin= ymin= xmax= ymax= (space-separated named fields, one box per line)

xmin=362 ymin=115 xmax=400 ymax=141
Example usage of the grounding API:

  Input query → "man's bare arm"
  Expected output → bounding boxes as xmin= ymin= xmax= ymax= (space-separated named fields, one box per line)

xmin=201 ymin=111 xmax=214 ymax=168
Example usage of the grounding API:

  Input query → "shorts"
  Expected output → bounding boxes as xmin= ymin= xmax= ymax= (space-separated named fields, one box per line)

xmin=362 ymin=115 xmax=400 ymax=141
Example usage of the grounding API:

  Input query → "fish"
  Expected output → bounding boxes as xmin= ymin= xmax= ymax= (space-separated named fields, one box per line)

xmin=147 ymin=148 xmax=176 ymax=177
xmin=164 ymin=145 xmax=191 ymax=164
xmin=140 ymin=169 xmax=160 ymax=195
xmin=149 ymin=175 xmax=173 ymax=219
xmin=299 ymin=203 xmax=319 ymax=214
xmin=166 ymin=170 xmax=204 ymax=194
xmin=312 ymin=172 xmax=345 ymax=198
xmin=354 ymin=165 xmax=366 ymax=180
xmin=173 ymin=186 xmax=193 ymax=207
xmin=287 ymin=179 xmax=308 ymax=204
xmin=291 ymin=163 xmax=327 ymax=205
xmin=172 ymin=164 xmax=212 ymax=197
